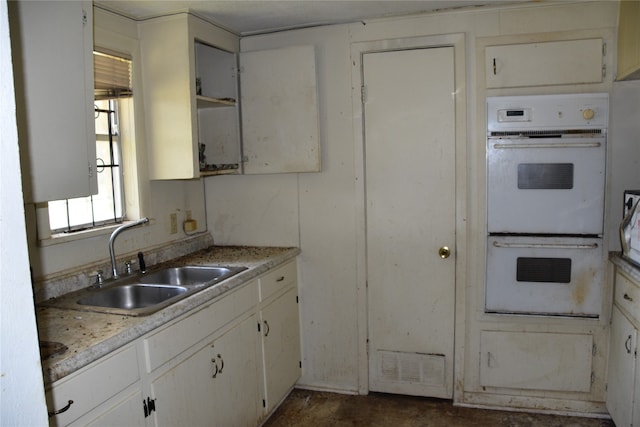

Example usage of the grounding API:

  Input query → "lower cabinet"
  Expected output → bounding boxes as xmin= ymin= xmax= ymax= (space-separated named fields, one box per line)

xmin=607 ymin=270 xmax=640 ymax=427
xmin=151 ymin=314 xmax=261 ymax=427
xmin=260 ymin=287 xmax=302 ymax=414
xmin=46 ymin=259 xmax=301 ymax=427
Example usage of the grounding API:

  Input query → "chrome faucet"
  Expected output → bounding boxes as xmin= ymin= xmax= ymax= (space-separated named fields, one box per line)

xmin=108 ymin=217 xmax=149 ymax=279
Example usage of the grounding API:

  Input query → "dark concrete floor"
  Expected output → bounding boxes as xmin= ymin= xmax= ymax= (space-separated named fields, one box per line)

xmin=263 ymin=389 xmax=615 ymax=427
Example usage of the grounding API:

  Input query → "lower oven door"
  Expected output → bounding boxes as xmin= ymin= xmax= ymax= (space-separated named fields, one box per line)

xmin=487 ymin=136 xmax=606 ymax=234
xmin=485 ymin=235 xmax=603 ymax=317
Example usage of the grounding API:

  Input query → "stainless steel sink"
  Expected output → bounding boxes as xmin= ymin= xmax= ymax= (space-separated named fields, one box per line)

xmin=40 ymin=265 xmax=248 ymax=316
xmin=139 ymin=266 xmax=239 ymax=287
xmin=77 ymin=284 xmax=187 ymax=310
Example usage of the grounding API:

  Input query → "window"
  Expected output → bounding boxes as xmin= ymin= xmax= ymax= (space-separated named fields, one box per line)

xmin=48 ymin=51 xmax=132 ymax=234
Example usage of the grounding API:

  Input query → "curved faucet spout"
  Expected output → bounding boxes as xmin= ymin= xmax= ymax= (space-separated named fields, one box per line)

xmin=109 ymin=217 xmax=149 ymax=279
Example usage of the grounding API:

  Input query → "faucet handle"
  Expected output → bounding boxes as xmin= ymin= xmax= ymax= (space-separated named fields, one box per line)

xmin=124 ymin=260 xmax=136 ymax=275
xmin=93 ymin=270 xmax=104 ymax=287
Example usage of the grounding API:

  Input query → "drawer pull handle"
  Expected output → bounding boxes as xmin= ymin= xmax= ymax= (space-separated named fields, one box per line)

xmin=49 ymin=400 xmax=73 ymax=417
xmin=624 ymin=293 xmax=633 ymax=302
xmin=276 ymin=276 xmax=285 ymax=282
xmin=625 ymin=335 xmax=633 ymax=354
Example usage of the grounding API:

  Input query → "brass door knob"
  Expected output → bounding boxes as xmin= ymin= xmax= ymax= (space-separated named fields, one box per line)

xmin=438 ymin=246 xmax=451 ymax=259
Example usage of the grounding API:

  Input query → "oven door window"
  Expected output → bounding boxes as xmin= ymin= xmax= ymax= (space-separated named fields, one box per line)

xmin=517 ymin=164 xmax=574 ymax=190
xmin=516 ymin=257 xmax=572 ymax=283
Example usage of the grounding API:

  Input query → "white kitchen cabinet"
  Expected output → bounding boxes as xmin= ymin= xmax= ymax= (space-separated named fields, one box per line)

xmin=139 ymin=14 xmax=320 ymax=179
xmin=9 ymin=0 xmax=97 ymax=203
xmin=257 ymin=260 xmax=302 ymax=415
xmin=139 ymin=13 xmax=240 ymax=179
xmin=479 ymin=331 xmax=593 ymax=392
xmin=46 ymin=344 xmax=143 ymax=427
xmin=151 ymin=314 xmax=261 ymax=427
xmin=485 ymin=39 xmax=604 ymax=88
xmin=607 ymin=270 xmax=640 ymax=427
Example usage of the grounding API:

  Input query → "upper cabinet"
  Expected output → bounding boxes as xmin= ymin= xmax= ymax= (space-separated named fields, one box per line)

xmin=139 ymin=14 xmax=320 ymax=180
xmin=139 ymin=14 xmax=240 ymax=180
xmin=9 ymin=0 xmax=96 ymax=203
xmin=617 ymin=0 xmax=640 ymax=80
xmin=485 ymin=39 xmax=604 ymax=88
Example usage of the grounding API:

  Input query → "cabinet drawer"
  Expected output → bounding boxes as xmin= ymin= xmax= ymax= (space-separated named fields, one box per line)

xmin=260 ymin=261 xmax=297 ymax=302
xmin=615 ymin=271 xmax=640 ymax=325
xmin=47 ymin=344 xmax=139 ymax=426
xmin=144 ymin=280 xmax=257 ymax=372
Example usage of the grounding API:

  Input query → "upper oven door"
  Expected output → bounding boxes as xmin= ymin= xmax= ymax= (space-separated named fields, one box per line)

xmin=487 ymin=135 xmax=606 ymax=235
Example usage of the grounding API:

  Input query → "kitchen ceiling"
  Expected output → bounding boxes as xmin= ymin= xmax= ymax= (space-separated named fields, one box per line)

xmin=94 ymin=0 xmax=531 ymax=36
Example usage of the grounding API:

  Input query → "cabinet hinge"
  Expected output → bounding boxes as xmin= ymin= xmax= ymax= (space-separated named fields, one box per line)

xmin=592 ymin=343 xmax=597 ymax=356
xmin=263 ymin=399 xmax=266 ymax=408
xmin=361 ymin=86 xmax=367 ymax=104
xmin=296 ymin=295 xmax=299 ymax=304
xmin=299 ymin=361 xmax=302 ymax=369
xmin=88 ymin=162 xmax=94 ymax=178
xmin=602 ymin=63 xmax=606 ymax=79
xmin=591 ymin=372 xmax=595 ymax=384
xmin=257 ymin=322 xmax=261 ymax=333
xmin=82 ymin=9 xmax=87 ymax=26
xmin=602 ymin=42 xmax=607 ymax=57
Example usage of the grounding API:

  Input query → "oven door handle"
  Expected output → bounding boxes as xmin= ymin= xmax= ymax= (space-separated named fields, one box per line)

xmin=490 ymin=142 xmax=602 ymax=149
xmin=492 ymin=241 xmax=599 ymax=249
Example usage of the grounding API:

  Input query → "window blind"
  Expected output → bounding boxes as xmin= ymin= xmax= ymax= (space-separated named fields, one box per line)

xmin=94 ymin=51 xmax=132 ymax=99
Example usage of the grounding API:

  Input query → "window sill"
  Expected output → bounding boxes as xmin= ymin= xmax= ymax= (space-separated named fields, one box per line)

xmin=39 ymin=220 xmax=153 ymax=247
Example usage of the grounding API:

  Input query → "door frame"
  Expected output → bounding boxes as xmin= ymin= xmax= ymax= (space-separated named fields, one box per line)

xmin=350 ymin=33 xmax=468 ymax=400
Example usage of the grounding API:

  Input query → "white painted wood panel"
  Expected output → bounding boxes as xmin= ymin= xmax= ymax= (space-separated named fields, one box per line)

xmin=364 ymin=46 xmax=456 ymax=399
xmin=241 ymin=45 xmax=320 ymax=174
xmin=485 ymin=39 xmax=603 ymax=88
xmin=480 ymin=331 xmax=593 ymax=392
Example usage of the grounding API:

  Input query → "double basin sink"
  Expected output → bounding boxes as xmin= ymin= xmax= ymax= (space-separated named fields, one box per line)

xmin=42 ymin=265 xmax=247 ymax=316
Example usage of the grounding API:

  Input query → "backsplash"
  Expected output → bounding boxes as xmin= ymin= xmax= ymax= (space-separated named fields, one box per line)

xmin=33 ymin=234 xmax=214 ymax=302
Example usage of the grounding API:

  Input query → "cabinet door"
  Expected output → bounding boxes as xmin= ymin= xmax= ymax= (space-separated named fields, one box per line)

xmin=607 ymin=306 xmax=637 ymax=427
xmin=260 ymin=287 xmax=301 ymax=413
xmin=240 ymin=45 xmax=320 ymax=174
xmin=485 ymin=39 xmax=603 ymax=88
xmin=617 ymin=0 xmax=640 ymax=80
xmin=151 ymin=314 xmax=260 ymax=427
xmin=9 ymin=0 xmax=96 ymax=202
xmin=479 ymin=331 xmax=593 ymax=392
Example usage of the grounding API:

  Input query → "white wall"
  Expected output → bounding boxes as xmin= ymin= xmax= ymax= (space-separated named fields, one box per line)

xmin=0 ymin=0 xmax=48 ymax=423
xmin=206 ymin=1 xmax=623 ymax=394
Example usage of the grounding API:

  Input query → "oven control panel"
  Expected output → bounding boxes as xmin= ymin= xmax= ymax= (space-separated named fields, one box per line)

xmin=488 ymin=93 xmax=609 ymax=133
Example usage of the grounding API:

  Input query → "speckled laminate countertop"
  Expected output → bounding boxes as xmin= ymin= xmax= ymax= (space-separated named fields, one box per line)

xmin=37 ymin=245 xmax=300 ymax=386
xmin=610 ymin=252 xmax=640 ymax=283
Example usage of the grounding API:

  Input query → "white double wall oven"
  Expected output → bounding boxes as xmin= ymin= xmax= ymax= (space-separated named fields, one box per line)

xmin=485 ymin=93 xmax=609 ymax=317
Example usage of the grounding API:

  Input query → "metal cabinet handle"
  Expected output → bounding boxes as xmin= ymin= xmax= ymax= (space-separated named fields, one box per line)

xmin=263 ymin=320 xmax=270 ymax=337
xmin=211 ymin=358 xmax=219 ymax=378
xmin=625 ymin=335 xmax=633 ymax=354
xmin=276 ymin=276 xmax=285 ymax=282
xmin=624 ymin=293 xmax=633 ymax=302
xmin=48 ymin=400 xmax=74 ymax=417
xmin=217 ymin=354 xmax=224 ymax=373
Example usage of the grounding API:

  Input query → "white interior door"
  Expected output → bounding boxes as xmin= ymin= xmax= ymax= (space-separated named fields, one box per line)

xmin=364 ymin=47 xmax=456 ymax=399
